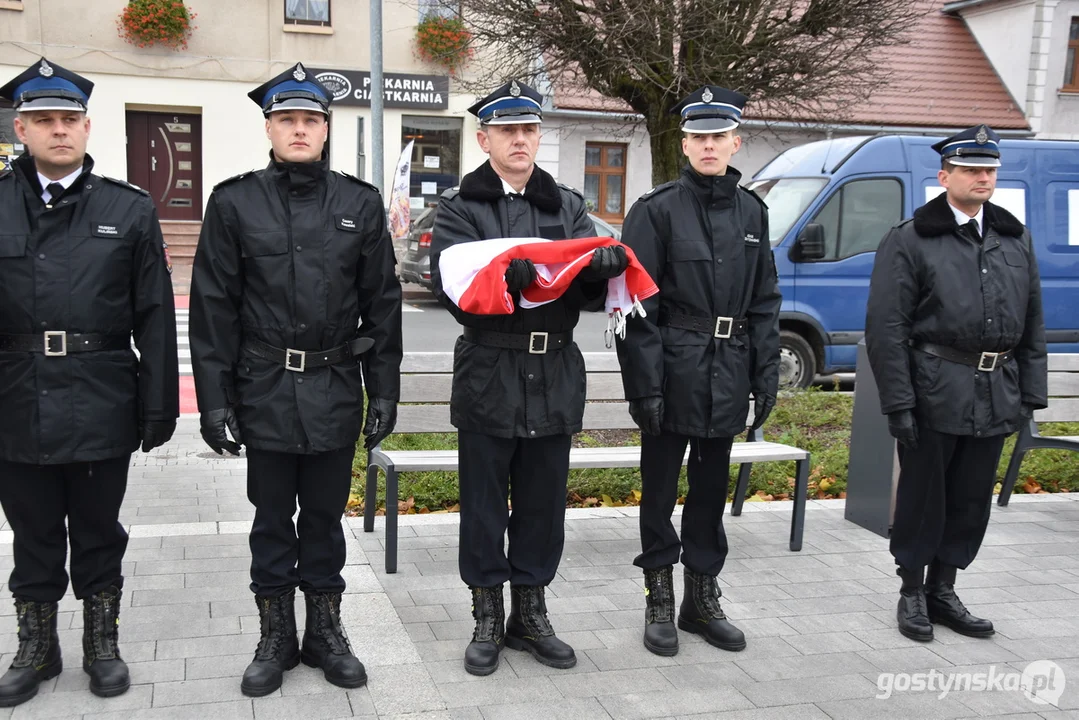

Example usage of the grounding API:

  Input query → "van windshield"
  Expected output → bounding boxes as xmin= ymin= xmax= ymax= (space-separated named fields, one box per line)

xmin=746 ymin=178 xmax=827 ymax=246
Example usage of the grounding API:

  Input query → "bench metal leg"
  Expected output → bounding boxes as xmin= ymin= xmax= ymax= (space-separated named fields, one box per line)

xmin=385 ymin=468 xmax=399 ymax=574
xmin=789 ymin=456 xmax=809 ymax=552
xmin=999 ymin=420 xmax=1034 ymax=507
xmin=363 ymin=462 xmax=379 ymax=533
xmin=731 ymin=462 xmax=753 ymax=516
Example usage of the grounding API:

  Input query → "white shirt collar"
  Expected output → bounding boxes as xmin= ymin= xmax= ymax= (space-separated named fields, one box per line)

xmin=947 ymin=199 xmax=984 ymax=237
xmin=501 ymin=177 xmax=524 ymax=196
xmin=39 ymin=167 xmax=83 ymax=204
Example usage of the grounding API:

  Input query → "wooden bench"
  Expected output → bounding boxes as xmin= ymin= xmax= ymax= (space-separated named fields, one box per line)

xmin=999 ymin=353 xmax=1079 ymax=506
xmin=363 ymin=351 xmax=811 ymax=573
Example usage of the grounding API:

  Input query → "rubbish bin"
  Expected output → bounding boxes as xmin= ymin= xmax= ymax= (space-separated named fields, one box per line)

xmin=845 ymin=339 xmax=900 ymax=538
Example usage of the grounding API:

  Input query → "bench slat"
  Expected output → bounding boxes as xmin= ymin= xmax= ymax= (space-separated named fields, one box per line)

xmin=1049 ymin=354 xmax=1079 ymax=372
xmin=1048 ymin=372 xmax=1079 ymax=398
xmin=1035 ymin=398 xmax=1079 ymax=423
xmin=395 ymin=402 xmax=640 ymax=432
xmin=401 ymin=372 xmax=627 ymax=403
xmin=400 ymin=351 xmax=622 ymax=374
xmin=376 ymin=441 xmax=808 ymax=472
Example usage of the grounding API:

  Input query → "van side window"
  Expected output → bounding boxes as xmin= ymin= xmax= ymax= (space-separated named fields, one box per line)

xmin=810 ymin=178 xmax=903 ymax=260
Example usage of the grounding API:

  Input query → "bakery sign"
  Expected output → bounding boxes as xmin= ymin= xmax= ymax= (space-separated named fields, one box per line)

xmin=310 ymin=68 xmax=449 ymax=110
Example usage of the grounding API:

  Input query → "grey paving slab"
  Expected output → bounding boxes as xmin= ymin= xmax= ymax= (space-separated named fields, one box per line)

xmin=596 ymin=686 xmax=754 ymax=719
xmin=477 ymin=697 xmax=612 ymax=720
xmin=82 ymin=700 xmax=256 ymax=720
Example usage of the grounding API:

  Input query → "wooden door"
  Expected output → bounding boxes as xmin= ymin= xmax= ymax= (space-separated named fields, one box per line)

xmin=126 ymin=112 xmax=203 ymax=221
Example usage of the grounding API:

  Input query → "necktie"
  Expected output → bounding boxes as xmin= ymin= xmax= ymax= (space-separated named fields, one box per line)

xmin=966 ymin=218 xmax=981 ymax=241
xmin=44 ymin=182 xmax=65 ymax=206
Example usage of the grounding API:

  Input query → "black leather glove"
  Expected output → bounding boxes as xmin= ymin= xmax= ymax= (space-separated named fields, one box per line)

xmin=504 ymin=258 xmax=537 ymax=292
xmin=1020 ymin=403 xmax=1036 ymax=420
xmin=887 ymin=410 xmax=918 ymax=449
xmin=200 ymin=407 xmax=243 ymax=456
xmin=749 ymin=393 xmax=776 ymax=431
xmin=629 ymin=396 xmax=663 ymax=436
xmin=140 ymin=420 xmax=176 ymax=453
xmin=363 ymin=397 xmax=398 ymax=450
xmin=585 ymin=245 xmax=629 ymax=280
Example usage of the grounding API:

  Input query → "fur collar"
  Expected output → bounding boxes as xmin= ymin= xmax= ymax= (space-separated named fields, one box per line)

xmin=913 ymin=191 xmax=1024 ymax=238
xmin=459 ymin=160 xmax=562 ymax=213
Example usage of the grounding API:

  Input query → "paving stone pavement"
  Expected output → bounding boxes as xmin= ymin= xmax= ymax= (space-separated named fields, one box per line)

xmin=1 ymin=416 xmax=1078 ymax=718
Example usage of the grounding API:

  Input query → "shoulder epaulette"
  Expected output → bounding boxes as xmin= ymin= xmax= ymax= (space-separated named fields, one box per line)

xmin=102 ymin=175 xmax=150 ymax=196
xmin=558 ymin=182 xmax=584 ymax=200
xmin=334 ymin=170 xmax=381 ymax=194
xmin=637 ymin=181 xmax=677 ymax=202
xmin=440 ymin=186 xmax=460 ymax=201
xmin=213 ymin=171 xmax=252 ymax=190
xmin=897 ymin=217 xmax=915 ymax=228
xmin=740 ymin=185 xmax=768 ymax=210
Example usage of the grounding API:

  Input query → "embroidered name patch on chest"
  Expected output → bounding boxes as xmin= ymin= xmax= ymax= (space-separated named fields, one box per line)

xmin=336 ymin=215 xmax=360 ymax=232
xmin=744 ymin=233 xmax=760 ymax=245
xmin=93 ymin=223 xmax=121 ymax=238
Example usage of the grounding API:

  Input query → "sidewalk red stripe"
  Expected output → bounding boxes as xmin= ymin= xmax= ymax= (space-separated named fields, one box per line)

xmin=180 ymin=376 xmax=198 ymax=415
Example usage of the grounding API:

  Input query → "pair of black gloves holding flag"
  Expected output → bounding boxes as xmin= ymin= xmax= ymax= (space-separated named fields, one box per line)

xmin=503 ymin=245 xmax=630 ymax=291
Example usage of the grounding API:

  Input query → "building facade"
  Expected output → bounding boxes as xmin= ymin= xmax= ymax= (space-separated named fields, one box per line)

xmin=0 ymin=0 xmax=495 ymax=225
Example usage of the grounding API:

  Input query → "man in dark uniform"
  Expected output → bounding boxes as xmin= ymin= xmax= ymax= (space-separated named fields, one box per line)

xmin=189 ymin=63 xmax=402 ymax=695
xmin=615 ymin=86 xmax=781 ymax=657
xmin=431 ymin=79 xmax=626 ymax=676
xmin=866 ymin=125 xmax=1047 ymax=642
xmin=0 ymin=59 xmax=179 ymax=706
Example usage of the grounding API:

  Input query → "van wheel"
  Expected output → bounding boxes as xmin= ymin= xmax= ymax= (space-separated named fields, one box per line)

xmin=779 ymin=330 xmax=816 ymax=389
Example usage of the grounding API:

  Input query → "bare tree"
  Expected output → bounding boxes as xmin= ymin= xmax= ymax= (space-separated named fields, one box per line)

xmin=433 ymin=0 xmax=928 ymax=184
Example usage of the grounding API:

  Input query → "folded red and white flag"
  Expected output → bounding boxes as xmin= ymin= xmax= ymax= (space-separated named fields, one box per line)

xmin=438 ymin=236 xmax=659 ymax=338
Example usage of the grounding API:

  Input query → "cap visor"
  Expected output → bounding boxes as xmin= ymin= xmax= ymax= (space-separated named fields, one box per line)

xmin=266 ymin=98 xmax=328 ymax=115
xmin=681 ymin=117 xmax=738 ymax=134
xmin=482 ymin=114 xmax=542 ymax=126
xmin=16 ymin=97 xmax=86 ymax=113
xmin=948 ymin=156 xmax=1001 ymax=168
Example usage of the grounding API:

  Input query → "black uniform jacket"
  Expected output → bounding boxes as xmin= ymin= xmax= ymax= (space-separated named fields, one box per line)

xmin=0 ymin=154 xmax=178 ymax=464
xmin=189 ymin=155 xmax=403 ymax=453
xmin=866 ymin=192 xmax=1048 ymax=437
xmin=615 ymin=166 xmax=781 ymax=438
xmin=430 ymin=161 xmax=600 ymax=438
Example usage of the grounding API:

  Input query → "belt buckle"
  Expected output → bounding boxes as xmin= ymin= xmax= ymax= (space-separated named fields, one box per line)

xmin=978 ymin=351 xmax=999 ymax=372
xmin=44 ymin=331 xmax=67 ymax=357
xmin=285 ymin=348 xmax=306 ymax=372
xmin=714 ymin=316 xmax=734 ymax=339
xmin=529 ymin=331 xmax=549 ymax=354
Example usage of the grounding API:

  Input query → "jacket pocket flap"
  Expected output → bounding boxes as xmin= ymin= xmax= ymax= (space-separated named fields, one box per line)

xmin=1002 ymin=250 xmax=1027 ymax=267
xmin=668 ymin=242 xmax=710 ymax=262
xmin=240 ymin=232 xmax=289 ymax=258
xmin=0 ymin=235 xmax=28 ymax=258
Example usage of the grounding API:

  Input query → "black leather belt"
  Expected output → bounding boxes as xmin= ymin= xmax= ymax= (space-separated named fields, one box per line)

xmin=0 ymin=332 xmax=129 ymax=356
xmin=912 ymin=341 xmax=1014 ymax=372
xmin=462 ymin=327 xmax=571 ymax=354
xmin=659 ymin=313 xmax=748 ymax=339
xmin=243 ymin=336 xmax=374 ymax=372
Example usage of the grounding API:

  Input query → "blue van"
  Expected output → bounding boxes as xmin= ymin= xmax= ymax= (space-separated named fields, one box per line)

xmin=747 ymin=134 xmax=1079 ymax=387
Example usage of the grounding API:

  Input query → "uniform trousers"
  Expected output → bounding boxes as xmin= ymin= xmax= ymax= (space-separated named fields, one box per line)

xmin=636 ymin=433 xmax=734 ymax=576
xmin=246 ymin=447 xmax=354 ymax=597
xmin=891 ymin=424 xmax=1007 ymax=572
xmin=458 ymin=430 xmax=571 ymax=588
xmin=0 ymin=455 xmax=131 ymax=602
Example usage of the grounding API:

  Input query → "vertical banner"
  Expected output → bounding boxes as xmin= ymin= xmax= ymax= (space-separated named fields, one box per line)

xmin=388 ymin=140 xmax=414 ymax=241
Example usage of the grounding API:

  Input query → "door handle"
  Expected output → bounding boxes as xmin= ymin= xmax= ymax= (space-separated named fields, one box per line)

xmin=152 ymin=157 xmax=157 ymax=172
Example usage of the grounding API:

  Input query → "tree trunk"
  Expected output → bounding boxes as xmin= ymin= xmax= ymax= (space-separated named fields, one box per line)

xmin=646 ymin=112 xmax=685 ymax=186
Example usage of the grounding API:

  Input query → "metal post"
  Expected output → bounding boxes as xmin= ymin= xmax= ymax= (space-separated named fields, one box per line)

xmin=370 ymin=0 xmax=385 ymax=195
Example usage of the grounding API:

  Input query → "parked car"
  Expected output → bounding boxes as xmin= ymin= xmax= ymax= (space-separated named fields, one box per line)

xmin=398 ymin=211 xmax=620 ymax=289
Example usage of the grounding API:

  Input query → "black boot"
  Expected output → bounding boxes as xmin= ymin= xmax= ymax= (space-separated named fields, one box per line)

xmin=926 ymin=562 xmax=994 ymax=638
xmin=678 ymin=569 xmax=745 ymax=651
xmin=643 ymin=566 xmax=678 ymax=656
xmin=82 ymin=586 xmax=130 ymax=698
xmin=301 ymin=592 xmax=367 ymax=688
xmin=241 ymin=591 xmax=300 ymax=696
xmin=897 ymin=566 xmax=934 ymax=642
xmin=464 ymin=585 xmax=505 ymax=676
xmin=504 ymin=586 xmax=576 ymax=669
xmin=0 ymin=599 xmax=62 ymax=707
